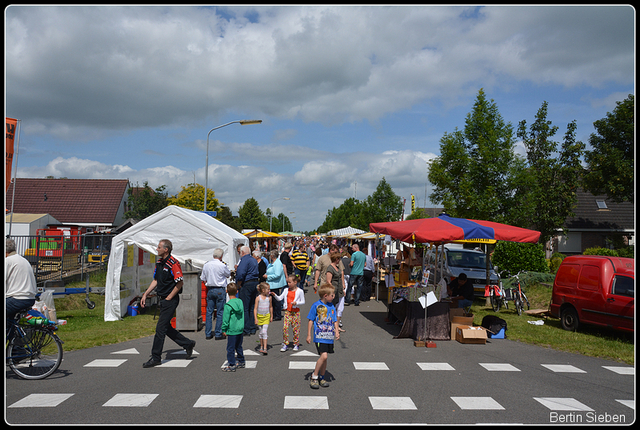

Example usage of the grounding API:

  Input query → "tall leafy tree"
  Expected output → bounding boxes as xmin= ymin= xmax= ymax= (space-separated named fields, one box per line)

xmin=364 ymin=177 xmax=403 ymax=224
xmin=217 ymin=206 xmax=242 ymax=232
xmin=237 ymin=197 xmax=268 ymax=230
xmin=317 ymin=197 xmax=367 ymax=233
xmin=582 ymin=94 xmax=634 ymax=203
xmin=124 ymin=181 xmax=168 ymax=220
xmin=428 ymin=89 xmax=522 ymax=223
xmin=516 ymin=102 xmax=585 ymax=243
xmin=167 ymin=183 xmax=219 ymax=212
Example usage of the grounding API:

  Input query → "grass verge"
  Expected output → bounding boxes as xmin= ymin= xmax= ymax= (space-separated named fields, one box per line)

xmin=470 ymin=282 xmax=634 ymax=365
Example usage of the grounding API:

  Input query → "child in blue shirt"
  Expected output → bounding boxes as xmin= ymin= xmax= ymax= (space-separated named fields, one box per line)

xmin=306 ymin=283 xmax=340 ymax=389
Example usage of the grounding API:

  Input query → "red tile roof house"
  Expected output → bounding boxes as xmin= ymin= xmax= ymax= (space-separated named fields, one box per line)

xmin=6 ymin=178 xmax=130 ymax=231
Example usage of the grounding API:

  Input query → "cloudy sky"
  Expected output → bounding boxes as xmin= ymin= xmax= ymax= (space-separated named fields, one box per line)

xmin=5 ymin=5 xmax=634 ymax=231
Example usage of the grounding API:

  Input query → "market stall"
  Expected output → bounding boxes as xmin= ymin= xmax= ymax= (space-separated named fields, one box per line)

xmin=370 ymin=213 xmax=541 ymax=342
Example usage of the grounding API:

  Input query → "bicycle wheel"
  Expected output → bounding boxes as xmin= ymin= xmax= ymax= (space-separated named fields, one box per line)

xmin=515 ymin=295 xmax=523 ymax=316
xmin=8 ymin=326 xmax=63 ymax=380
xmin=490 ymin=287 xmax=500 ymax=312
xmin=522 ymin=292 xmax=530 ymax=310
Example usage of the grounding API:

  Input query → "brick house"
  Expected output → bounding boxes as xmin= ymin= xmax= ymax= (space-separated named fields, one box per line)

xmin=6 ymin=178 xmax=130 ymax=231
xmin=554 ymin=189 xmax=635 ymax=255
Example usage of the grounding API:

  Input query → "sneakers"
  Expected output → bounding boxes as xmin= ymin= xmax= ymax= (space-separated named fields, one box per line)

xmin=293 ymin=344 xmax=299 ymax=351
xmin=310 ymin=376 xmax=329 ymax=389
xmin=280 ymin=343 xmax=288 ymax=352
xmin=222 ymin=364 xmax=237 ymax=372
xmin=142 ymin=358 xmax=162 ymax=368
xmin=236 ymin=362 xmax=246 ymax=369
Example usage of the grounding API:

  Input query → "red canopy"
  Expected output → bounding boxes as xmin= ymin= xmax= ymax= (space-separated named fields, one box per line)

xmin=369 ymin=214 xmax=541 ymax=244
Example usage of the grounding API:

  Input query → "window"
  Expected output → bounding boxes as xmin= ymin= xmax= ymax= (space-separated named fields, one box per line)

xmin=612 ymin=275 xmax=634 ymax=297
xmin=596 ymin=199 xmax=608 ymax=209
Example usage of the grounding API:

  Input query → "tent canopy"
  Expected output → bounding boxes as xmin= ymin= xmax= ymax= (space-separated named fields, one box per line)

xmin=104 ymin=205 xmax=248 ymax=321
xmin=327 ymin=226 xmax=366 ymax=237
xmin=244 ymin=229 xmax=281 ymax=238
xmin=369 ymin=214 xmax=540 ymax=244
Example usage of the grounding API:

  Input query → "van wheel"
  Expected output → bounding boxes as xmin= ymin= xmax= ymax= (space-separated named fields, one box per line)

xmin=560 ymin=307 xmax=579 ymax=331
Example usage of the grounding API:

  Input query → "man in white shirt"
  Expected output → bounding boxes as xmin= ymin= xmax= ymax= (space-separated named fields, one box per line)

xmin=200 ymin=248 xmax=231 ymax=340
xmin=5 ymin=238 xmax=37 ymax=321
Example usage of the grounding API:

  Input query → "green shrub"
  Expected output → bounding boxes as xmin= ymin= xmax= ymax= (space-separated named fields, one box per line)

xmin=616 ymin=246 xmax=634 ymax=258
xmin=492 ymin=241 xmax=549 ymax=275
xmin=583 ymin=247 xmax=618 ymax=256
xmin=549 ymin=252 xmax=566 ymax=274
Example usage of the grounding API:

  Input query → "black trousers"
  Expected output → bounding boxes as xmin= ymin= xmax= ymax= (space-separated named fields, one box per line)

xmin=151 ymin=297 xmax=193 ymax=361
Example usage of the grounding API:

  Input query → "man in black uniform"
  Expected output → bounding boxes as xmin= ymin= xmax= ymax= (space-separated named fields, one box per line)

xmin=141 ymin=239 xmax=196 ymax=368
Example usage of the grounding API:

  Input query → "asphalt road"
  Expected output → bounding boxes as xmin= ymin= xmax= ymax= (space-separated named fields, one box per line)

xmin=6 ymin=294 xmax=635 ymax=425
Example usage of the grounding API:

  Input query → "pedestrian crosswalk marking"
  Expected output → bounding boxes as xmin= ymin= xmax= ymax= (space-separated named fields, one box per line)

xmin=603 ymin=366 xmax=634 ymax=375
xmin=533 ymin=397 xmax=593 ymax=411
xmin=541 ymin=364 xmax=586 ymax=373
xmin=103 ymin=393 xmax=158 ymax=407
xmin=479 ymin=363 xmax=520 ymax=372
xmin=417 ymin=362 xmax=455 ymax=371
xmin=369 ymin=396 xmax=417 ymax=410
xmin=289 ymin=361 xmax=317 ymax=370
xmin=8 ymin=393 xmax=74 ymax=408
xmin=354 ymin=362 xmax=389 ymax=370
xmin=221 ymin=360 xmax=258 ymax=368
xmin=111 ymin=348 xmax=139 ymax=355
xmin=284 ymin=396 xmax=329 ymax=409
xmin=451 ymin=397 xmax=505 ymax=410
xmin=615 ymin=399 xmax=634 ymax=409
xmin=84 ymin=359 xmax=128 ymax=367
xmin=291 ymin=350 xmax=319 ymax=357
xmin=193 ymin=395 xmax=243 ymax=408
xmin=158 ymin=359 xmax=192 ymax=367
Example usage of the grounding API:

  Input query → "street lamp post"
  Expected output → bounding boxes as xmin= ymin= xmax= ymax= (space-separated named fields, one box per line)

xmin=204 ymin=119 xmax=262 ymax=211
xmin=269 ymin=197 xmax=290 ymax=232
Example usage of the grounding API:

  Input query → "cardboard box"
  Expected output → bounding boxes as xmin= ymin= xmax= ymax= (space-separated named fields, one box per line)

xmin=449 ymin=308 xmax=474 ymax=325
xmin=450 ymin=322 xmax=465 ymax=340
xmin=455 ymin=325 xmax=488 ymax=344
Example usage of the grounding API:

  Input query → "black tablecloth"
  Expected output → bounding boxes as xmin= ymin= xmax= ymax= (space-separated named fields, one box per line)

xmin=388 ymin=300 xmax=451 ymax=341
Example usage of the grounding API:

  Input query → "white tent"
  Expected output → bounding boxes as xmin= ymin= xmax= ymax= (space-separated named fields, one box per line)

xmin=326 ymin=226 xmax=366 ymax=237
xmin=104 ymin=205 xmax=248 ymax=321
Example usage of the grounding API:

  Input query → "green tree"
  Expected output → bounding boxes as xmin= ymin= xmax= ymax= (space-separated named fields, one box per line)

xmin=317 ymin=197 xmax=367 ymax=233
xmin=167 ymin=183 xmax=219 ymax=212
xmin=583 ymin=94 xmax=634 ymax=203
xmin=428 ymin=89 xmax=522 ymax=224
xmin=363 ymin=177 xmax=403 ymax=224
xmin=217 ymin=206 xmax=242 ymax=232
xmin=405 ymin=208 xmax=431 ymax=220
xmin=124 ymin=181 xmax=168 ymax=220
xmin=237 ymin=197 xmax=268 ymax=230
xmin=516 ymin=102 xmax=585 ymax=244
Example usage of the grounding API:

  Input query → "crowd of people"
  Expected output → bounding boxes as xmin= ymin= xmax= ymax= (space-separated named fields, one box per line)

xmin=140 ymin=237 xmax=377 ymax=389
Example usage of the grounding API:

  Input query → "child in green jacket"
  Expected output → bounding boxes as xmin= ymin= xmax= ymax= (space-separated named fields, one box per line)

xmin=221 ymin=283 xmax=245 ymax=371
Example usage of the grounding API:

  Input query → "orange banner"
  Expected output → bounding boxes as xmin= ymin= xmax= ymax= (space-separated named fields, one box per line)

xmin=6 ymin=117 xmax=18 ymax=191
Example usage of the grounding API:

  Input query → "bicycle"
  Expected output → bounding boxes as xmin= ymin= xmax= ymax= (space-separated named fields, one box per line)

xmin=6 ymin=311 xmax=64 ymax=380
xmin=511 ymin=271 xmax=531 ymax=316
xmin=487 ymin=270 xmax=508 ymax=312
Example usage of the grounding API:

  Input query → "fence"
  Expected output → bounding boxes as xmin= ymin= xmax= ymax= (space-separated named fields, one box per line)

xmin=7 ymin=234 xmax=115 ymax=287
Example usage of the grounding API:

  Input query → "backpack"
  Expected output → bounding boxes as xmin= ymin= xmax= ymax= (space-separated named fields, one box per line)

xmin=481 ymin=315 xmax=507 ymax=337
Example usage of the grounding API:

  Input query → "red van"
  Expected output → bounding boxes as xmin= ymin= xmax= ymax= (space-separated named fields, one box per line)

xmin=550 ymin=255 xmax=634 ymax=332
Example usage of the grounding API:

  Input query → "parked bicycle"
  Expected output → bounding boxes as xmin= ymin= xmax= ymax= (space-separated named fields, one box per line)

xmin=488 ymin=270 xmax=508 ymax=312
xmin=511 ymin=271 xmax=531 ymax=316
xmin=6 ymin=311 xmax=64 ymax=380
